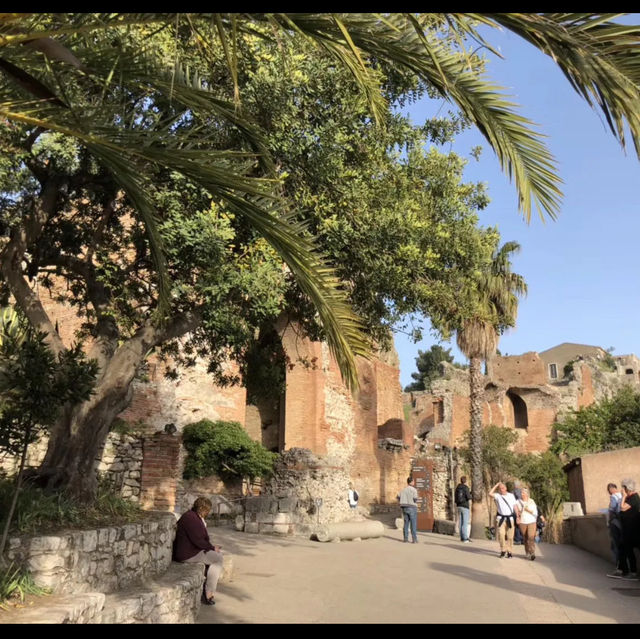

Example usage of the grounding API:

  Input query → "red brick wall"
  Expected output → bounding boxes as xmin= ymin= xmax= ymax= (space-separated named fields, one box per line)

xmin=140 ymin=433 xmax=181 ymax=511
xmin=578 ymin=365 xmax=595 ymax=408
xmin=492 ymin=352 xmax=547 ymax=386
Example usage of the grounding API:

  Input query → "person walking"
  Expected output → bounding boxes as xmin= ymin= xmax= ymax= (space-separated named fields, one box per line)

xmin=454 ymin=476 xmax=472 ymax=543
xmin=515 ymin=487 xmax=539 ymax=560
xmin=397 ymin=476 xmax=419 ymax=544
xmin=606 ymin=482 xmax=624 ymax=578
xmin=512 ymin=480 xmax=524 ymax=546
xmin=173 ymin=497 xmax=224 ymax=605
xmin=489 ymin=482 xmax=517 ymax=558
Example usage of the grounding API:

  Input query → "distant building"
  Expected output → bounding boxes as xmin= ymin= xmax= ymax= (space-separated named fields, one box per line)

xmin=538 ymin=342 xmax=607 ymax=382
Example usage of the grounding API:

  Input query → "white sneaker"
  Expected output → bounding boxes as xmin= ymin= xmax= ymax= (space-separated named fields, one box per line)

xmin=462 ymin=539 xmax=470 ymax=543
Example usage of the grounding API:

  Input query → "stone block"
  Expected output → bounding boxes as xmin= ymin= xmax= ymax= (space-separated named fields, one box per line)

xmin=97 ymin=528 xmax=110 ymax=547
xmin=394 ymin=517 xmax=403 ymax=530
xmin=244 ymin=522 xmax=260 ymax=534
xmin=278 ymin=497 xmax=296 ymax=513
xmin=30 ymin=535 xmax=62 ymax=552
xmin=432 ymin=519 xmax=455 ymax=536
xmin=123 ymin=524 xmax=137 ymax=540
xmin=244 ymin=496 xmax=262 ymax=513
xmin=28 ymin=552 xmax=65 ymax=572
xmin=259 ymin=523 xmax=274 ymax=534
xmin=113 ymin=540 xmax=127 ymax=556
xmin=256 ymin=512 xmax=274 ymax=524
xmin=235 ymin=515 xmax=245 ymax=531
xmin=272 ymin=524 xmax=291 ymax=535
xmin=273 ymin=512 xmax=292 ymax=525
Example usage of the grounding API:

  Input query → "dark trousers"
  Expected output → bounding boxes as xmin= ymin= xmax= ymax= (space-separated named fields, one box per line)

xmin=609 ymin=521 xmax=624 ymax=569
xmin=620 ymin=530 xmax=638 ymax=574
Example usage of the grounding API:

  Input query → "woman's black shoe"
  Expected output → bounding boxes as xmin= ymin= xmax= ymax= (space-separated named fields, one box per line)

xmin=201 ymin=592 xmax=216 ymax=605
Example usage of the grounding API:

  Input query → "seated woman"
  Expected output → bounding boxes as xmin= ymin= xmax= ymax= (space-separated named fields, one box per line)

xmin=173 ymin=497 xmax=224 ymax=605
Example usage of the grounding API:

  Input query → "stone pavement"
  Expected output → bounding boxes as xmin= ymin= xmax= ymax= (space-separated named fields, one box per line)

xmin=198 ymin=524 xmax=640 ymax=624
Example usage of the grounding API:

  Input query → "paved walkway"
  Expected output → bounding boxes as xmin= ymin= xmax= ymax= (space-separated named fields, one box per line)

xmin=198 ymin=524 xmax=640 ymax=624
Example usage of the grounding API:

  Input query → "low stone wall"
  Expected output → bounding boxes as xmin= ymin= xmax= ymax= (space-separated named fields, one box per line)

xmin=6 ymin=511 xmax=175 ymax=594
xmin=567 ymin=514 xmax=611 ymax=562
xmin=0 ymin=563 xmax=204 ymax=625
xmin=97 ymin=433 xmax=144 ymax=502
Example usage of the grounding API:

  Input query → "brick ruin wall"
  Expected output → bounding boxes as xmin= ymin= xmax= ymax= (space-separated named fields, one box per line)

xmin=405 ymin=355 xmax=640 ymax=458
xmin=6 ymin=293 xmax=411 ymax=527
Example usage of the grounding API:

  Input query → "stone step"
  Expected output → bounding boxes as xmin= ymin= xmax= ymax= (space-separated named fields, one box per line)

xmin=0 ymin=592 xmax=105 ymax=624
xmin=1 ymin=556 xmax=234 ymax=624
xmin=95 ymin=562 xmax=203 ymax=624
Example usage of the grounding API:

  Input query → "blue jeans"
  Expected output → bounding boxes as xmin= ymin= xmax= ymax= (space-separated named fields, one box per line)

xmin=457 ymin=506 xmax=470 ymax=541
xmin=402 ymin=506 xmax=417 ymax=542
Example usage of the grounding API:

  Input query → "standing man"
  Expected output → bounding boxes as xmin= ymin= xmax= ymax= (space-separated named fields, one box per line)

xmin=489 ymin=482 xmax=517 ymax=558
xmin=397 ymin=476 xmax=419 ymax=544
xmin=606 ymin=482 xmax=624 ymax=578
xmin=454 ymin=476 xmax=472 ymax=543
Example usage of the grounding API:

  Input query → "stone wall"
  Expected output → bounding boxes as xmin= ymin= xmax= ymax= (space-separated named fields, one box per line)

xmin=5 ymin=512 xmax=175 ymax=594
xmin=247 ymin=448 xmax=353 ymax=535
xmin=97 ymin=433 xmax=143 ymax=502
xmin=567 ymin=514 xmax=611 ymax=562
xmin=566 ymin=446 xmax=640 ymax=514
xmin=492 ymin=352 xmax=547 ymax=386
xmin=0 ymin=431 xmax=144 ymax=503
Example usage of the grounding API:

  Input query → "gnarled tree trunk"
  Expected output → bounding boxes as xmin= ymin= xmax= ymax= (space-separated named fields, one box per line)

xmin=36 ymin=344 xmax=144 ymax=501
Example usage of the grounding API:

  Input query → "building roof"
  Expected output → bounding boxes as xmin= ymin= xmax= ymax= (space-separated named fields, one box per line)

xmin=538 ymin=342 xmax=605 ymax=356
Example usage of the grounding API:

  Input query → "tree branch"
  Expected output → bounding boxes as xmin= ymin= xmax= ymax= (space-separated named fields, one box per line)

xmin=0 ymin=177 xmax=64 ymax=354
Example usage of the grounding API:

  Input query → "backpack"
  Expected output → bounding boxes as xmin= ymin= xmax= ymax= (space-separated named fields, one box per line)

xmin=353 ymin=490 xmax=359 ymax=502
xmin=455 ymin=485 xmax=467 ymax=506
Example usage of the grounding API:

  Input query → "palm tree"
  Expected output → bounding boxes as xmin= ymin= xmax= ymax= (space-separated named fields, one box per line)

xmin=1 ymin=13 xmax=640 ymax=386
xmin=456 ymin=241 xmax=527 ymax=538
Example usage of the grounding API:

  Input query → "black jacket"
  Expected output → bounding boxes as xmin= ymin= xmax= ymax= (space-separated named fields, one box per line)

xmin=455 ymin=483 xmax=471 ymax=509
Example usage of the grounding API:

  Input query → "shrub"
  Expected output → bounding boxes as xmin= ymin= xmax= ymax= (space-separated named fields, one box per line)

xmin=0 ymin=563 xmax=49 ymax=608
xmin=182 ymin=419 xmax=277 ymax=481
xmin=0 ymin=477 xmax=142 ymax=535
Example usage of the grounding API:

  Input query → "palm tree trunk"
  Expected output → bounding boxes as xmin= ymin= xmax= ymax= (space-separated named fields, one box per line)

xmin=469 ymin=356 xmax=486 ymax=539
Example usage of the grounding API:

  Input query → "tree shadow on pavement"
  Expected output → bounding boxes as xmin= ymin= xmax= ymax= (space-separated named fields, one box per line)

xmin=439 ymin=542 xmax=501 ymax=557
xmin=427 ymin=559 xmax=640 ymax=622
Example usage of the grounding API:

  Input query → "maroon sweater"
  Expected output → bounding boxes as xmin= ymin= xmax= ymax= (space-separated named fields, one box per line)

xmin=172 ymin=509 xmax=216 ymax=561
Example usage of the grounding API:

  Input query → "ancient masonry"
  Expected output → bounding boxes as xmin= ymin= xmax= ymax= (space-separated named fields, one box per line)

xmin=406 ymin=347 xmax=640 ymax=521
xmin=3 ymin=296 xmax=414 ymax=532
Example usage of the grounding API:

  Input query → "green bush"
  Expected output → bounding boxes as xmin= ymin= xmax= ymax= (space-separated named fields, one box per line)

xmin=551 ymin=385 xmax=640 ymax=458
xmin=182 ymin=419 xmax=277 ymax=481
xmin=0 ymin=478 xmax=142 ymax=535
xmin=0 ymin=562 xmax=50 ymax=609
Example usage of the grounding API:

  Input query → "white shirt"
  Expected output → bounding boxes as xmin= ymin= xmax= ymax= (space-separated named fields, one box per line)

xmin=398 ymin=485 xmax=418 ymax=507
xmin=609 ymin=492 xmax=622 ymax=514
xmin=516 ymin=498 xmax=538 ymax=525
xmin=493 ymin=491 xmax=517 ymax=516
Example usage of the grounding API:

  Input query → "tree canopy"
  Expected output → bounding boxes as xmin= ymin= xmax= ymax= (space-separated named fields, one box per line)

xmin=404 ymin=345 xmax=464 ymax=392
xmin=550 ymin=385 xmax=640 ymax=459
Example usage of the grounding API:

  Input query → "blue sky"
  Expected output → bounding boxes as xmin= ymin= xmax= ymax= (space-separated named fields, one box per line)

xmin=394 ymin=17 xmax=640 ymax=389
